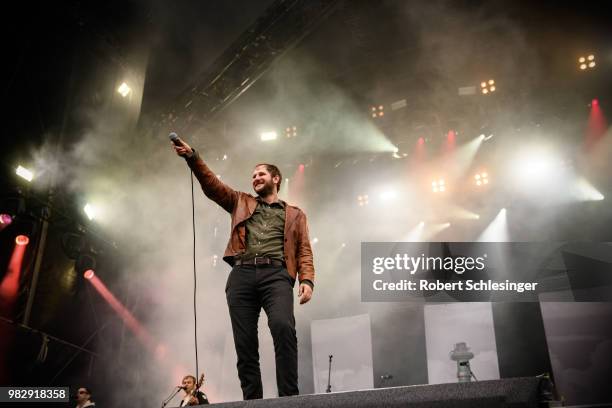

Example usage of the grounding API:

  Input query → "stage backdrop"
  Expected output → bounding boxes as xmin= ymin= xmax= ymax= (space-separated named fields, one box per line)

xmin=424 ymin=302 xmax=500 ymax=384
xmin=311 ymin=314 xmax=374 ymax=393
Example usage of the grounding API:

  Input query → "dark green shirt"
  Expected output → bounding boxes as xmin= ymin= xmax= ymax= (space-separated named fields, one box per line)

xmin=243 ymin=198 xmax=286 ymax=261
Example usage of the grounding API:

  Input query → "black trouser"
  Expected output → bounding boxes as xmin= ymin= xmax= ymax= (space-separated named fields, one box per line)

xmin=225 ymin=264 xmax=299 ymax=399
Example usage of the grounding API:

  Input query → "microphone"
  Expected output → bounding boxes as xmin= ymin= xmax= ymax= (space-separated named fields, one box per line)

xmin=169 ymin=132 xmax=181 ymax=146
xmin=176 ymin=386 xmax=186 ymax=390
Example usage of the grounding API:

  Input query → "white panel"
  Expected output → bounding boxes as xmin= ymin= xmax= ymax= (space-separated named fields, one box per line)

xmin=311 ymin=314 xmax=374 ymax=393
xmin=424 ymin=303 xmax=500 ymax=384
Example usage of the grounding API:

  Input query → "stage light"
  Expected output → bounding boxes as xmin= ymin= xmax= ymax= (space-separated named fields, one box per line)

xmin=15 ymin=235 xmax=29 ymax=246
xmin=357 ymin=194 xmax=369 ymax=206
xmin=513 ymin=148 xmax=562 ymax=189
xmin=285 ymin=126 xmax=298 ymax=138
xmin=477 ymin=208 xmax=508 ymax=241
xmin=448 ymin=205 xmax=480 ymax=220
xmin=260 ymin=131 xmax=277 ymax=141
xmin=418 ymin=137 xmax=425 ymax=145
xmin=474 ymin=171 xmax=489 ymax=186
xmin=84 ymin=269 xmax=95 ymax=280
xmin=117 ymin=82 xmax=131 ymax=97
xmin=432 ymin=179 xmax=446 ymax=193
xmin=578 ymin=54 xmax=596 ymax=70
xmin=404 ymin=221 xmax=425 ymax=241
xmin=16 ymin=165 xmax=34 ymax=182
xmin=380 ymin=190 xmax=397 ymax=201
xmin=480 ymin=79 xmax=496 ymax=94
xmin=371 ymin=105 xmax=384 ymax=118
xmin=0 ymin=214 xmax=12 ymax=225
xmin=572 ymin=177 xmax=605 ymax=201
xmin=312 ymin=237 xmax=319 ymax=244
xmin=84 ymin=203 xmax=97 ymax=220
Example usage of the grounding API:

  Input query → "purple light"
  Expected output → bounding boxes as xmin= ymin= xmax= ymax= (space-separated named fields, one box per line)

xmin=0 ymin=214 xmax=13 ymax=226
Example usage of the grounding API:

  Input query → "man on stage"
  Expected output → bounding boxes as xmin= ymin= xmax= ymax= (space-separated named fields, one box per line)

xmin=172 ymin=137 xmax=315 ymax=399
xmin=179 ymin=375 xmax=209 ymax=406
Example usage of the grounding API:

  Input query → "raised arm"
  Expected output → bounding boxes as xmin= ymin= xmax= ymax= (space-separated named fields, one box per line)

xmin=172 ymin=137 xmax=238 ymax=213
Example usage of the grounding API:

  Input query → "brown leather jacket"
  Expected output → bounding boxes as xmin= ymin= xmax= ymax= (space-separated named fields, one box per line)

xmin=186 ymin=153 xmax=315 ymax=286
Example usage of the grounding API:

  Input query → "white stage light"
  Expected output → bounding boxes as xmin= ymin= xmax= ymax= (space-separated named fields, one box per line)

xmin=84 ymin=203 xmax=97 ymax=220
xmin=16 ymin=165 xmax=34 ymax=182
xmin=260 ymin=131 xmax=278 ymax=141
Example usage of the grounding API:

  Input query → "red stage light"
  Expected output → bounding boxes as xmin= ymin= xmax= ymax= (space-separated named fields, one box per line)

xmin=418 ymin=137 xmax=425 ymax=145
xmin=15 ymin=235 xmax=29 ymax=246
xmin=592 ymin=99 xmax=599 ymax=106
xmin=84 ymin=269 xmax=95 ymax=280
xmin=298 ymin=164 xmax=305 ymax=172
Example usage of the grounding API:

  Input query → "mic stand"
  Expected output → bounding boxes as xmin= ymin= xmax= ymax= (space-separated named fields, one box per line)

xmin=326 ymin=355 xmax=333 ymax=393
xmin=161 ymin=387 xmax=182 ymax=408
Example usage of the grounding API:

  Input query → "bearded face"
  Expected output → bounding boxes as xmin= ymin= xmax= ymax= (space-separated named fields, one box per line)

xmin=252 ymin=165 xmax=279 ymax=197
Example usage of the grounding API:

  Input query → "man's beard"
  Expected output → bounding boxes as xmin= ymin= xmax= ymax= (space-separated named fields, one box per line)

xmin=255 ymin=179 xmax=276 ymax=197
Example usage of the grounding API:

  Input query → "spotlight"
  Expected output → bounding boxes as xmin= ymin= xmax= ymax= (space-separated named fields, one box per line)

xmin=312 ymin=237 xmax=319 ymax=244
xmin=16 ymin=165 xmax=34 ymax=182
xmin=117 ymin=82 xmax=131 ymax=97
xmin=284 ymin=126 xmax=298 ymax=138
xmin=432 ymin=179 xmax=446 ymax=193
xmin=578 ymin=54 xmax=596 ymax=70
xmin=371 ymin=105 xmax=384 ymax=118
xmin=15 ymin=235 xmax=30 ymax=246
xmin=357 ymin=194 xmax=369 ymax=206
xmin=380 ymin=190 xmax=397 ymax=201
xmin=260 ymin=131 xmax=277 ymax=141
xmin=83 ymin=269 xmax=95 ymax=280
xmin=480 ymin=79 xmax=496 ymax=94
xmin=77 ymin=253 xmax=97 ymax=276
xmin=513 ymin=149 xmax=562 ymax=188
xmin=474 ymin=171 xmax=489 ymax=186
xmin=0 ymin=214 xmax=13 ymax=225
xmin=84 ymin=203 xmax=97 ymax=220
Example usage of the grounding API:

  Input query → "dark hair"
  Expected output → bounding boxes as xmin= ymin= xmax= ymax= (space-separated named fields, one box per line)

xmin=255 ymin=163 xmax=283 ymax=191
xmin=78 ymin=387 xmax=92 ymax=400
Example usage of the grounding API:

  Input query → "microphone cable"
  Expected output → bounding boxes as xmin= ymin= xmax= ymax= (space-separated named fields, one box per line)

xmin=190 ymin=169 xmax=199 ymax=380
xmin=170 ymin=132 xmax=200 ymax=381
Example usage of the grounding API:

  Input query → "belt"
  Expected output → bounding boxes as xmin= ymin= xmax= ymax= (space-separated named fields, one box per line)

xmin=234 ymin=256 xmax=285 ymax=267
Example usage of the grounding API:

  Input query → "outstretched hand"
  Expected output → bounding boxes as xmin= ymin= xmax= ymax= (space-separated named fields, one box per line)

xmin=171 ymin=137 xmax=194 ymax=157
xmin=298 ymin=283 xmax=313 ymax=305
